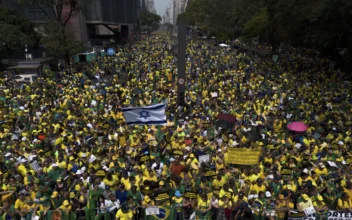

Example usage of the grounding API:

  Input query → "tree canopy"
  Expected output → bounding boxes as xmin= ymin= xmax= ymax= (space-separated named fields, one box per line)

xmin=20 ymin=0 xmax=87 ymax=64
xmin=141 ymin=12 xmax=161 ymax=33
xmin=183 ymin=0 xmax=352 ymax=72
xmin=0 ymin=7 xmax=38 ymax=56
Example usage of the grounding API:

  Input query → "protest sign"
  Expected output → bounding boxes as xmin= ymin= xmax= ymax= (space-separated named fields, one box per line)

xmin=198 ymin=155 xmax=210 ymax=167
xmin=205 ymin=169 xmax=216 ymax=177
xmin=184 ymin=190 xmax=197 ymax=199
xmin=31 ymin=160 xmax=41 ymax=173
xmin=155 ymin=192 xmax=170 ymax=201
xmin=228 ymin=148 xmax=261 ymax=165
xmin=140 ymin=155 xmax=150 ymax=163
xmin=96 ymin=170 xmax=106 ymax=176
xmin=145 ymin=207 xmax=160 ymax=215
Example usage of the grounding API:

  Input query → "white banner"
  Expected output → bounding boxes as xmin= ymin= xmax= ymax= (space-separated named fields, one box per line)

xmin=288 ymin=211 xmax=352 ymax=220
xmin=145 ymin=207 xmax=160 ymax=215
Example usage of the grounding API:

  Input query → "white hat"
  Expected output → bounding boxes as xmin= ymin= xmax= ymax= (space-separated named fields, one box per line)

xmin=232 ymin=141 xmax=239 ymax=146
xmin=21 ymin=137 xmax=27 ymax=141
xmin=185 ymin=146 xmax=191 ymax=151
xmin=52 ymin=163 xmax=58 ymax=167
xmin=81 ymin=166 xmax=86 ymax=172
xmin=338 ymin=141 xmax=344 ymax=145
xmin=265 ymin=191 xmax=272 ymax=197
xmin=248 ymin=195 xmax=255 ymax=200
xmin=21 ymin=158 xmax=27 ymax=163
xmin=28 ymin=155 xmax=37 ymax=161
xmin=303 ymin=168 xmax=309 ymax=174
xmin=318 ymin=162 xmax=325 ymax=168
xmin=295 ymin=143 xmax=302 ymax=149
xmin=218 ymin=149 xmax=222 ymax=152
xmin=267 ymin=174 xmax=274 ymax=180
xmin=76 ymin=170 xmax=83 ymax=175
xmin=4 ymin=153 xmax=11 ymax=157
xmin=342 ymin=161 xmax=347 ymax=165
xmin=170 ymin=158 xmax=175 ymax=162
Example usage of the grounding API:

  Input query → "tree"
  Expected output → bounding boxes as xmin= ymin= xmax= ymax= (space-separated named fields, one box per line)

xmin=20 ymin=0 xmax=87 ymax=64
xmin=140 ymin=12 xmax=161 ymax=33
xmin=0 ymin=7 xmax=38 ymax=57
xmin=41 ymin=22 xmax=84 ymax=63
xmin=242 ymin=9 xmax=269 ymax=41
xmin=141 ymin=12 xmax=161 ymax=26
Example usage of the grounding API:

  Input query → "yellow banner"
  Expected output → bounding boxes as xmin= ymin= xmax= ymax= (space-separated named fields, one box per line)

xmin=228 ymin=148 xmax=261 ymax=165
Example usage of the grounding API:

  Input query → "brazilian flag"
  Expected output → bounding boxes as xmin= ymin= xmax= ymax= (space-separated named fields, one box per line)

xmin=144 ymin=206 xmax=175 ymax=220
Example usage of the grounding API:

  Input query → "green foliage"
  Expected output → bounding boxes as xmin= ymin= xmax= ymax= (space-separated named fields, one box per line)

xmin=0 ymin=7 xmax=38 ymax=55
xmin=141 ymin=12 xmax=161 ymax=27
xmin=41 ymin=22 xmax=84 ymax=62
xmin=243 ymin=9 xmax=268 ymax=40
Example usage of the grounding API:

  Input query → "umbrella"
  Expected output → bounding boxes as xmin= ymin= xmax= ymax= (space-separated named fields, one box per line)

xmin=218 ymin=114 xmax=236 ymax=123
xmin=219 ymin=43 xmax=229 ymax=47
xmin=216 ymin=120 xmax=234 ymax=130
xmin=287 ymin=122 xmax=308 ymax=132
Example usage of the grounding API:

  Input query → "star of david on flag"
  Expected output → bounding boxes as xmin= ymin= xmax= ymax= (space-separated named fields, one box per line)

xmin=122 ymin=102 xmax=167 ymax=126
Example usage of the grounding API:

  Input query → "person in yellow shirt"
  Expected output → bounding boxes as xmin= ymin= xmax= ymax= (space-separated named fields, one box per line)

xmin=116 ymin=203 xmax=133 ymax=220
xmin=142 ymin=195 xmax=155 ymax=208
xmin=275 ymin=194 xmax=291 ymax=220
xmin=195 ymin=193 xmax=211 ymax=219
xmin=337 ymin=192 xmax=352 ymax=212
xmin=14 ymin=192 xmax=30 ymax=218
xmin=314 ymin=163 xmax=328 ymax=177
xmin=233 ymin=191 xmax=248 ymax=204
xmin=313 ymin=195 xmax=328 ymax=220
xmin=297 ymin=194 xmax=313 ymax=212
xmin=59 ymin=200 xmax=72 ymax=215
xmin=17 ymin=162 xmax=27 ymax=177
xmin=212 ymin=173 xmax=226 ymax=195
xmin=250 ymin=179 xmax=266 ymax=194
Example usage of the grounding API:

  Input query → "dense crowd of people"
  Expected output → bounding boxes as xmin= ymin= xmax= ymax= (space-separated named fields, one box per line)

xmin=0 ymin=34 xmax=351 ymax=220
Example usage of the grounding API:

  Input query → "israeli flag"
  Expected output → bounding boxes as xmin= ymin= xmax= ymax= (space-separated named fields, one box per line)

xmin=122 ymin=103 xmax=167 ymax=126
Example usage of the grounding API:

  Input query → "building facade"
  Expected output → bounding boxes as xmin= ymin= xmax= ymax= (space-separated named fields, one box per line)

xmin=164 ymin=0 xmax=189 ymax=25
xmin=146 ymin=0 xmax=157 ymax=14
xmin=1 ymin=0 xmax=141 ymax=47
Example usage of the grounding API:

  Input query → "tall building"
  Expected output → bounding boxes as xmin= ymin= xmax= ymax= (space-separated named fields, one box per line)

xmin=0 ymin=0 xmax=142 ymax=47
xmin=166 ymin=0 xmax=188 ymax=25
xmin=147 ymin=0 xmax=157 ymax=14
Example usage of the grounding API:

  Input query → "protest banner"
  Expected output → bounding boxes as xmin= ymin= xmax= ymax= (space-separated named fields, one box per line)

xmin=288 ymin=210 xmax=352 ymax=220
xmin=228 ymin=148 xmax=261 ymax=165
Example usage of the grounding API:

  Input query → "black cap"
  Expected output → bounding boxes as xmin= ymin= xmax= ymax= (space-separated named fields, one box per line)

xmin=121 ymin=203 xmax=129 ymax=211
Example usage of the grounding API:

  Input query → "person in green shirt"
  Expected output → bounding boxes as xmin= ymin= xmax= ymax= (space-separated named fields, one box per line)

xmin=50 ymin=191 xmax=63 ymax=209
xmin=126 ymin=185 xmax=142 ymax=205
xmin=48 ymin=164 xmax=62 ymax=182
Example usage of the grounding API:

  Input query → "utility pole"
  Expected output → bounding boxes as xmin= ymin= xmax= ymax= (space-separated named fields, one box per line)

xmin=176 ymin=0 xmax=191 ymax=122
xmin=176 ymin=19 xmax=186 ymax=120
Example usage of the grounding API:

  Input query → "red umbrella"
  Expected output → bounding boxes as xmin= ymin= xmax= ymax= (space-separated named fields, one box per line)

xmin=287 ymin=122 xmax=308 ymax=132
xmin=218 ymin=114 xmax=236 ymax=123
